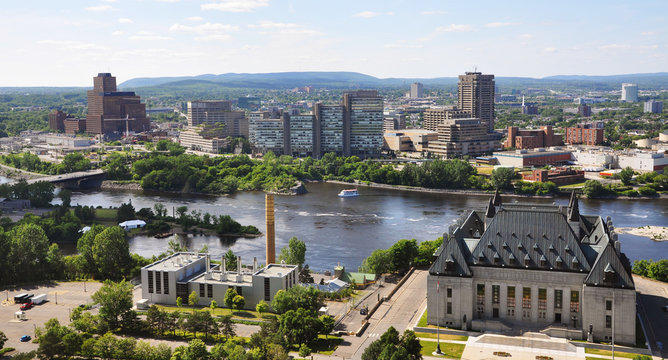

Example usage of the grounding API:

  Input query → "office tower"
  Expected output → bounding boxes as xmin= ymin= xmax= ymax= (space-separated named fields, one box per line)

xmin=621 ymin=83 xmax=638 ymax=102
xmin=577 ymin=104 xmax=592 ymax=117
xmin=86 ymin=73 xmax=150 ymax=135
xmin=289 ymin=114 xmax=315 ymax=157
xmin=342 ymin=90 xmax=384 ymax=157
xmin=426 ymin=118 xmax=498 ymax=158
xmin=314 ymin=103 xmax=344 ymax=157
xmin=410 ymin=82 xmax=424 ymax=98
xmin=248 ymin=111 xmax=287 ymax=155
xmin=48 ymin=110 xmax=67 ymax=132
xmin=644 ymin=100 xmax=663 ymax=114
xmin=458 ymin=72 xmax=496 ymax=133
xmin=423 ymin=107 xmax=470 ymax=131
xmin=187 ymin=100 xmax=248 ymax=138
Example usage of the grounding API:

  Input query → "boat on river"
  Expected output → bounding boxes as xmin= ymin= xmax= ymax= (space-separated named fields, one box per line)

xmin=338 ymin=189 xmax=359 ymax=198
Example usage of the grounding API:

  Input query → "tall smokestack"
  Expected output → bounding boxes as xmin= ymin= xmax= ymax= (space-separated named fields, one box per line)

xmin=266 ymin=193 xmax=276 ymax=264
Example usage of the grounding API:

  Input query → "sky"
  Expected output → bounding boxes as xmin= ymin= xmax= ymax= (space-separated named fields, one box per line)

xmin=2 ymin=0 xmax=667 ymax=86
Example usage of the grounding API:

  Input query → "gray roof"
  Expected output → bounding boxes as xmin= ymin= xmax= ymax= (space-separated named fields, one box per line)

xmin=430 ymin=194 xmax=634 ymax=289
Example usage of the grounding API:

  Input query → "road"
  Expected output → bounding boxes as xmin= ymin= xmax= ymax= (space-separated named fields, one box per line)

xmin=333 ymin=269 xmax=428 ymax=359
xmin=633 ymin=275 xmax=668 ymax=358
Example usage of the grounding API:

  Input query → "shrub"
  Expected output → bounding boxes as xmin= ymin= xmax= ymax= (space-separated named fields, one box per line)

xmin=638 ymin=186 xmax=657 ymax=197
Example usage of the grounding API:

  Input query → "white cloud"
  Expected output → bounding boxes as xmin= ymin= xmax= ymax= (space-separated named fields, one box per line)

xmin=118 ymin=18 xmax=133 ymax=24
xmin=519 ymin=33 xmax=534 ymax=39
xmin=38 ymin=40 xmax=109 ymax=51
xmin=86 ymin=5 xmax=113 ymax=12
xmin=249 ymin=21 xmax=320 ymax=36
xmin=421 ymin=10 xmax=447 ymax=15
xmin=435 ymin=24 xmax=472 ymax=32
xmin=129 ymin=31 xmax=171 ymax=41
xmin=641 ymin=31 xmax=656 ymax=36
xmin=170 ymin=22 xmax=239 ymax=41
xmin=201 ymin=0 xmax=269 ymax=12
xmin=485 ymin=22 xmax=516 ymax=28
xmin=543 ymin=47 xmax=557 ymax=53
xmin=187 ymin=16 xmax=203 ymax=21
xmin=111 ymin=31 xmax=124 ymax=36
xmin=383 ymin=41 xmax=422 ymax=49
xmin=101 ymin=0 xmax=117 ymax=2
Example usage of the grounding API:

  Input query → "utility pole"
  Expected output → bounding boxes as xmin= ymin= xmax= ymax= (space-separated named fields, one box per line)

xmin=434 ymin=279 xmax=443 ymax=355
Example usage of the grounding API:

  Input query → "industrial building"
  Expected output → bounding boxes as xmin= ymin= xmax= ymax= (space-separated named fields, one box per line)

xmin=187 ymin=100 xmax=248 ymax=138
xmin=428 ymin=192 xmax=636 ymax=344
xmin=140 ymin=252 xmax=298 ymax=310
xmin=493 ymin=148 xmax=572 ymax=167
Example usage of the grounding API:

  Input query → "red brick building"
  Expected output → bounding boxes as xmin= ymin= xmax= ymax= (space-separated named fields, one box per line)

xmin=86 ymin=73 xmax=150 ymax=135
xmin=48 ymin=110 xmax=67 ymax=132
xmin=64 ymin=118 xmax=86 ymax=134
xmin=504 ymin=126 xmax=563 ymax=149
xmin=565 ymin=124 xmax=604 ymax=145
xmin=522 ymin=167 xmax=585 ymax=185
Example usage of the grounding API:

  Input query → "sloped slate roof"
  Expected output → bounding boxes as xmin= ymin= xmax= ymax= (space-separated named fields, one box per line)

xmin=468 ymin=205 xmax=591 ymax=272
xmin=429 ymin=234 xmax=472 ymax=277
xmin=584 ymin=244 xmax=635 ymax=289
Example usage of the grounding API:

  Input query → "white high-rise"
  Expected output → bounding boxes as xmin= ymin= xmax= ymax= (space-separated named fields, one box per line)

xmin=410 ymin=82 xmax=424 ymax=98
xmin=621 ymin=83 xmax=638 ymax=102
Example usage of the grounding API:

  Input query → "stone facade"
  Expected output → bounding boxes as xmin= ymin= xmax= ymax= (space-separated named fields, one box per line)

xmin=427 ymin=192 xmax=636 ymax=344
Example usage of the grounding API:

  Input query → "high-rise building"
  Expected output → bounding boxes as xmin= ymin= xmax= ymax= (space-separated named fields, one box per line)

xmin=423 ymin=107 xmax=470 ymax=131
xmin=458 ymin=72 xmax=496 ymax=133
xmin=314 ymin=103 xmax=344 ymax=157
xmin=85 ymin=73 xmax=150 ymax=135
xmin=248 ymin=112 xmax=288 ymax=155
xmin=48 ymin=110 xmax=67 ymax=132
xmin=621 ymin=83 xmax=638 ymax=102
xmin=410 ymin=82 xmax=424 ymax=98
xmin=187 ymin=100 xmax=248 ymax=138
xmin=644 ymin=100 xmax=663 ymax=114
xmin=342 ymin=90 xmax=384 ymax=158
xmin=577 ymin=104 xmax=592 ymax=117
xmin=426 ymin=118 xmax=499 ymax=158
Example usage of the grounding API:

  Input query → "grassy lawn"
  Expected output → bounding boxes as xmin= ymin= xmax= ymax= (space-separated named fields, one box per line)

xmin=155 ymin=304 xmax=272 ymax=320
xmin=559 ymin=182 xmax=587 ymax=189
xmin=94 ymin=208 xmax=119 ymax=225
xmin=586 ymin=357 xmax=611 ymax=360
xmin=415 ymin=332 xmax=468 ymax=341
xmin=584 ymin=348 xmax=637 ymax=358
xmin=310 ymin=334 xmax=343 ymax=355
xmin=418 ymin=309 xmax=428 ymax=327
xmin=420 ymin=341 xmax=465 ymax=359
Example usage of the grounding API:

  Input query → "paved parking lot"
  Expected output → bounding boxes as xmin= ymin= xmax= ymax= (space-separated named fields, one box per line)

xmin=1 ymin=281 xmax=102 ymax=354
xmin=634 ymin=275 xmax=668 ymax=358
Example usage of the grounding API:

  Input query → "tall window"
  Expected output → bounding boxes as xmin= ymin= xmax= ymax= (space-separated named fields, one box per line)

xmin=264 ymin=278 xmax=271 ymax=301
xmin=447 ymin=288 xmax=452 ymax=298
xmin=522 ymin=287 xmax=532 ymax=309
xmin=570 ymin=291 xmax=580 ymax=313
xmin=155 ymin=271 xmax=161 ymax=294
xmin=148 ymin=271 xmax=154 ymax=294
xmin=538 ymin=289 xmax=547 ymax=310
xmin=554 ymin=290 xmax=562 ymax=309
xmin=492 ymin=285 xmax=500 ymax=305
xmin=207 ymin=284 xmax=213 ymax=298
xmin=605 ymin=315 xmax=612 ymax=328
xmin=163 ymin=272 xmax=169 ymax=294
xmin=447 ymin=302 xmax=452 ymax=315
xmin=477 ymin=284 xmax=485 ymax=305
xmin=199 ymin=284 xmax=205 ymax=298
xmin=606 ymin=300 xmax=612 ymax=311
xmin=507 ymin=286 xmax=515 ymax=308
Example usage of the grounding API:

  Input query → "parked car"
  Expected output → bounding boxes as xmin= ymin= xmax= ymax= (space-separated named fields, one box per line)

xmin=663 ymin=305 xmax=668 ymax=312
xmin=20 ymin=335 xmax=31 ymax=342
xmin=20 ymin=302 xmax=33 ymax=310
xmin=360 ymin=306 xmax=368 ymax=315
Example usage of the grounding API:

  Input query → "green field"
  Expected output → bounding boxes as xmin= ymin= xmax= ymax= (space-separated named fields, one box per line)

xmin=584 ymin=348 xmax=638 ymax=358
xmin=415 ymin=332 xmax=468 ymax=341
xmin=419 ymin=341 xmax=465 ymax=359
xmin=155 ymin=304 xmax=272 ymax=321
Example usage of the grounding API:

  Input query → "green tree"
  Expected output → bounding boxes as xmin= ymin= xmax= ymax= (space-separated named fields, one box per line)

xmin=632 ymin=259 xmax=651 ymax=277
xmin=298 ymin=344 xmax=311 ymax=358
xmin=91 ymin=226 xmax=132 ymax=280
xmin=210 ymin=299 xmax=218 ymax=312
xmin=61 ymin=152 xmax=92 ymax=173
xmin=154 ymin=203 xmax=168 ymax=218
xmin=358 ymin=248 xmax=391 ymax=275
xmin=278 ymin=308 xmax=321 ymax=346
xmin=59 ymin=189 xmax=72 ymax=208
xmin=319 ymin=315 xmax=335 ymax=339
xmin=389 ymin=239 xmax=418 ymax=274
xmin=648 ymin=259 xmax=668 ymax=282
xmin=176 ymin=297 xmax=183 ymax=308
xmin=9 ymin=223 xmax=51 ymax=283
xmin=224 ymin=288 xmax=238 ymax=309
xmin=224 ymin=249 xmax=238 ymax=271
xmin=278 ymin=236 xmax=307 ymax=269
xmin=232 ymin=295 xmax=245 ymax=311
xmin=91 ymin=280 xmax=134 ymax=331
xmin=0 ymin=330 xmax=6 ymax=349
xmin=189 ymin=290 xmax=200 ymax=309
xmin=218 ymin=315 xmax=236 ymax=339
xmin=490 ymin=167 xmax=516 ymax=190
xmin=116 ymin=202 xmax=136 ymax=223
xmin=256 ymin=300 xmax=269 ymax=316
xmin=619 ymin=166 xmax=634 ymax=186
xmin=583 ymin=180 xmax=605 ymax=198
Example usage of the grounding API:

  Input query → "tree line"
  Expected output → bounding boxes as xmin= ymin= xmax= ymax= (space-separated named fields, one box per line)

xmin=0 ymin=152 xmax=92 ymax=175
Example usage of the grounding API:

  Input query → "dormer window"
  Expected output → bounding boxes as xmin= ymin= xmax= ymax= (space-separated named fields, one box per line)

xmin=572 ymin=258 xmax=580 ymax=270
xmin=502 ymin=241 xmax=509 ymax=249
xmin=478 ymin=252 xmax=486 ymax=262
xmin=517 ymin=243 xmax=524 ymax=251
xmin=533 ymin=243 xmax=540 ymax=251
xmin=493 ymin=252 xmax=500 ymax=264
xmin=555 ymin=256 xmax=563 ymax=268
xmin=540 ymin=255 xmax=547 ymax=267
xmin=524 ymin=254 xmax=531 ymax=267
xmin=487 ymin=241 xmax=493 ymax=248
xmin=445 ymin=257 xmax=455 ymax=271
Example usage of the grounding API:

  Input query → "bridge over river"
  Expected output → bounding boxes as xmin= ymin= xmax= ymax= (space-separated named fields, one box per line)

xmin=10 ymin=169 xmax=106 ymax=189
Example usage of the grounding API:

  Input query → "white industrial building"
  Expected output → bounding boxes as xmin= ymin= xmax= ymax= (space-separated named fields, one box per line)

xmin=141 ymin=252 xmax=298 ymax=310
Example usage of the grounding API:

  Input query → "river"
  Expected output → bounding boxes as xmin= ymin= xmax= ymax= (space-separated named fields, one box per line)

xmin=62 ymin=182 xmax=668 ymax=273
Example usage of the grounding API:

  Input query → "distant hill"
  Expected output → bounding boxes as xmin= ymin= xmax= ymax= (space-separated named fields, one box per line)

xmin=118 ymin=71 xmax=668 ymax=91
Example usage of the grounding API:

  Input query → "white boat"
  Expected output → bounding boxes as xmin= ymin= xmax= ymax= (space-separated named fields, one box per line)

xmin=338 ymin=189 xmax=359 ymax=198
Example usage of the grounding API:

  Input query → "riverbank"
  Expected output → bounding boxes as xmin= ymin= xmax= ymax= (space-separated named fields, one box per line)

xmin=322 ymin=179 xmax=668 ymax=200
xmin=616 ymin=226 xmax=668 ymax=242
xmin=0 ymin=163 xmax=45 ymax=181
xmin=100 ymin=180 xmax=143 ymax=191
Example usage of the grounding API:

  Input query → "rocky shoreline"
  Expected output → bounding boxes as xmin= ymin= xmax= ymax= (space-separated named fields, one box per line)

xmin=615 ymin=226 xmax=668 ymax=242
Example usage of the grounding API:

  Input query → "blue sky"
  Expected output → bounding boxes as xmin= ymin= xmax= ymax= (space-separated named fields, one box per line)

xmin=2 ymin=0 xmax=667 ymax=86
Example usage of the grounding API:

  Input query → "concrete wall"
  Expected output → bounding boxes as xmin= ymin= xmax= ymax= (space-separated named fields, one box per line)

xmin=582 ymin=286 xmax=636 ymax=345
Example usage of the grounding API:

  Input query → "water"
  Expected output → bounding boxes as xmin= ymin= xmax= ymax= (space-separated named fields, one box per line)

xmin=66 ymin=183 xmax=668 ymax=272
